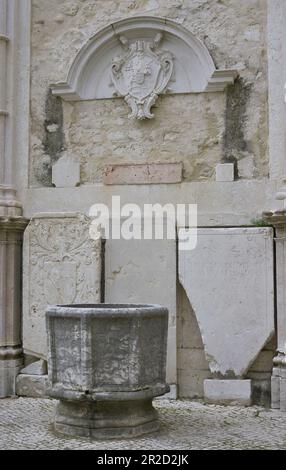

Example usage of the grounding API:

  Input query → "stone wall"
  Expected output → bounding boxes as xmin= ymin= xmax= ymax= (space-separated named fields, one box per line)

xmin=22 ymin=0 xmax=281 ymax=402
xmin=30 ymin=0 xmax=268 ymax=187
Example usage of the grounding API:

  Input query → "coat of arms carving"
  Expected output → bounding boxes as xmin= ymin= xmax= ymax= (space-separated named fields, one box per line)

xmin=111 ymin=33 xmax=174 ymax=120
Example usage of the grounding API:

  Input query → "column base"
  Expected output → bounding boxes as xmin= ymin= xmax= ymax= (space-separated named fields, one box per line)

xmin=0 ymin=358 xmax=23 ymax=398
xmin=54 ymin=398 xmax=160 ymax=440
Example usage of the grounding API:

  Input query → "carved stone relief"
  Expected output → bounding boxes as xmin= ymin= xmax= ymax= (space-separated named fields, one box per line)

xmin=23 ymin=213 xmax=102 ymax=358
xmin=50 ymin=16 xmax=238 ymax=119
xmin=111 ymin=34 xmax=174 ymax=119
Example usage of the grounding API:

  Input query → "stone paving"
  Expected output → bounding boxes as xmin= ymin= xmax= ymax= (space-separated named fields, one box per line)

xmin=0 ymin=398 xmax=286 ymax=450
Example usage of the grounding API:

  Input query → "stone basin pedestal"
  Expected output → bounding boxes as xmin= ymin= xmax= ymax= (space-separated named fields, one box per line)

xmin=46 ymin=304 xmax=169 ymax=439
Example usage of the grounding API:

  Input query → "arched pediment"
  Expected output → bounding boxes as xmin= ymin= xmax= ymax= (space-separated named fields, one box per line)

xmin=51 ymin=16 xmax=238 ymax=119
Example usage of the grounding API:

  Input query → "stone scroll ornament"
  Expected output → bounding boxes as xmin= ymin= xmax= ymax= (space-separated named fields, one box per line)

xmin=111 ymin=33 xmax=174 ymax=120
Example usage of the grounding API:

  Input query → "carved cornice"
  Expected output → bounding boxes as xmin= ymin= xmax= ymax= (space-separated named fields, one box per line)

xmin=0 ymin=216 xmax=29 ymax=232
xmin=0 ymin=33 xmax=9 ymax=42
xmin=273 ymin=352 xmax=286 ymax=368
xmin=263 ymin=210 xmax=286 ymax=227
xmin=0 ymin=346 xmax=22 ymax=360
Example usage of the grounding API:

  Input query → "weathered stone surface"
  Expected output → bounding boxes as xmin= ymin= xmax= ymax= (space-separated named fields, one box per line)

xmin=0 ymin=359 xmax=23 ymax=398
xmin=16 ymin=374 xmax=49 ymax=398
xmin=103 ymin=163 xmax=183 ymax=185
xmin=23 ymin=213 xmax=101 ymax=358
xmin=52 ymin=152 xmax=80 ymax=188
xmin=20 ymin=359 xmax=47 ymax=376
xmin=215 ymin=163 xmax=234 ymax=182
xmin=204 ymin=379 xmax=252 ymax=406
xmin=105 ymin=237 xmax=177 ymax=388
xmin=271 ymin=376 xmax=281 ymax=409
xmin=30 ymin=0 xmax=268 ymax=186
xmin=178 ymin=370 xmax=212 ymax=399
xmin=46 ymin=304 xmax=169 ymax=439
xmin=280 ymin=379 xmax=286 ymax=412
xmin=179 ymin=227 xmax=275 ymax=377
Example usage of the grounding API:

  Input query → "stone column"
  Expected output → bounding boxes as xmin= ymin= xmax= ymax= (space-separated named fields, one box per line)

xmin=264 ymin=198 xmax=286 ymax=411
xmin=0 ymin=217 xmax=28 ymax=397
xmin=0 ymin=0 xmax=29 ymax=397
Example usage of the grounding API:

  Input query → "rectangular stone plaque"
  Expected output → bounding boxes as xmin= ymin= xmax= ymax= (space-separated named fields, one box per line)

xmin=103 ymin=163 xmax=183 ymax=185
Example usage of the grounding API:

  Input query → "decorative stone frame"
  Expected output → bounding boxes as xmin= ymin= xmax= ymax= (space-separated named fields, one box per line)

xmin=51 ymin=16 xmax=238 ymax=119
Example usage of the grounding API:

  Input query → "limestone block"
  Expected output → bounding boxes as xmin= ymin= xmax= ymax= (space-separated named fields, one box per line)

xmin=0 ymin=359 xmax=23 ymax=398
xmin=103 ymin=163 xmax=183 ymax=185
xmin=16 ymin=374 xmax=49 ymax=398
xmin=179 ymin=227 xmax=274 ymax=377
xmin=178 ymin=369 xmax=212 ymax=399
xmin=215 ymin=163 xmax=234 ymax=182
xmin=251 ymin=377 xmax=271 ymax=408
xmin=177 ymin=348 xmax=209 ymax=371
xmin=280 ymin=379 xmax=286 ymax=412
xmin=271 ymin=376 xmax=281 ymax=409
xmin=105 ymin=237 xmax=176 ymax=385
xmin=204 ymin=379 xmax=252 ymax=406
xmin=23 ymin=213 xmax=101 ymax=358
xmin=20 ymin=359 xmax=47 ymax=376
xmin=52 ymin=152 xmax=80 ymax=188
xmin=161 ymin=384 xmax=177 ymax=400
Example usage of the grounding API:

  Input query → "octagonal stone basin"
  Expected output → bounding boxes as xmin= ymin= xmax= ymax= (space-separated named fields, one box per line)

xmin=46 ymin=304 xmax=169 ymax=439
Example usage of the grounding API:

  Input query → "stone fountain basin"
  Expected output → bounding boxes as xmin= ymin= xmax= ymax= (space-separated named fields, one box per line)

xmin=46 ymin=304 xmax=169 ymax=439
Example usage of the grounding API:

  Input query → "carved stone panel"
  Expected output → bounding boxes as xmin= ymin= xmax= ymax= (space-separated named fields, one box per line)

xmin=23 ymin=213 xmax=101 ymax=358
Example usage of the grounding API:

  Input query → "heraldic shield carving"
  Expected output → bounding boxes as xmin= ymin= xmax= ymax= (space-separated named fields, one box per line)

xmin=111 ymin=33 xmax=174 ymax=120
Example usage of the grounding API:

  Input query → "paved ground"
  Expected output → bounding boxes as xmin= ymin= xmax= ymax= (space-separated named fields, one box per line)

xmin=0 ymin=397 xmax=286 ymax=450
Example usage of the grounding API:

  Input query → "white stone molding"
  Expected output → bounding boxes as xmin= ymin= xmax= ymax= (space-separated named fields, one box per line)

xmin=50 ymin=16 xmax=238 ymax=119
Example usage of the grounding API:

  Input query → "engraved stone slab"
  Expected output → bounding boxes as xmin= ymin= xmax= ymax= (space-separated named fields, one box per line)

xmin=179 ymin=227 xmax=275 ymax=377
xmin=103 ymin=163 xmax=183 ymax=185
xmin=23 ymin=213 xmax=101 ymax=358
